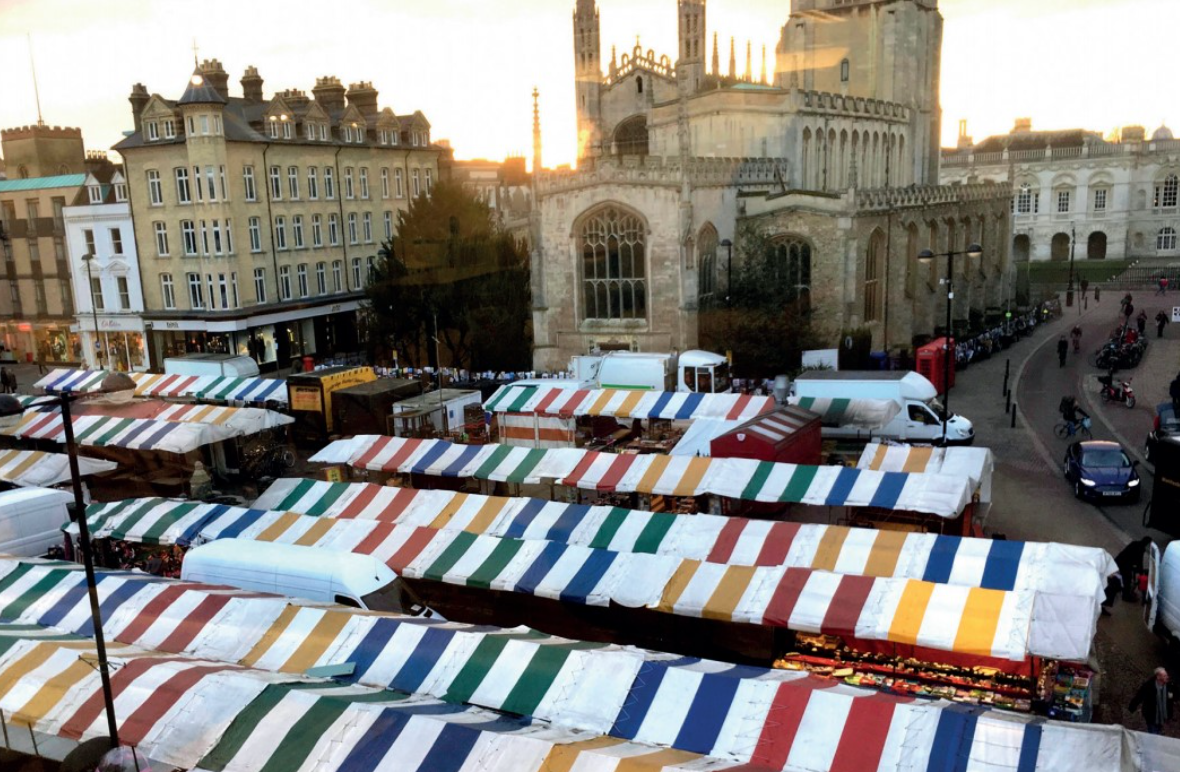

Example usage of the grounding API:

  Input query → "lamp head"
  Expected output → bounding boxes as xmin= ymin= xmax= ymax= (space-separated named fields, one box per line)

xmin=720 ymin=239 xmax=733 ymax=247
xmin=917 ymin=248 xmax=935 ymax=263
xmin=967 ymin=243 xmax=983 ymax=259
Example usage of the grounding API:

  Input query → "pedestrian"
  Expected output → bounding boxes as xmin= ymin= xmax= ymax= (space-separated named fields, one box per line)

xmin=0 ymin=368 xmax=9 ymax=394
xmin=1095 ymin=285 xmax=1101 ymax=302
xmin=8 ymin=370 xmax=16 ymax=395
xmin=1081 ymin=278 xmax=1089 ymax=298
xmin=1129 ymin=667 xmax=1176 ymax=735
xmin=1100 ymin=572 xmax=1121 ymax=615
xmin=1137 ymin=309 xmax=1149 ymax=335
xmin=1057 ymin=335 xmax=1068 ymax=367
xmin=1159 ymin=277 xmax=1170 ymax=296
xmin=1124 ymin=298 xmax=1135 ymax=322
xmin=1114 ymin=536 xmax=1153 ymax=601
xmin=1158 ymin=310 xmax=1171 ymax=338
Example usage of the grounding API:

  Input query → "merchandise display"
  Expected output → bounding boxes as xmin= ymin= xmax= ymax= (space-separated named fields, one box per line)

xmin=1039 ymin=660 xmax=1095 ymax=722
xmin=776 ymin=632 xmax=1037 ymax=713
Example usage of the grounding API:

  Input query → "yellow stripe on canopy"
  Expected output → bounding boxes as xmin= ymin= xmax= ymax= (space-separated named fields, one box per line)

xmin=240 ymin=604 xmax=300 ymax=667
xmin=702 ymin=565 xmax=757 ymax=621
xmin=953 ymin=587 xmax=1007 ymax=657
xmin=887 ymin=579 xmax=936 ymax=645
xmin=864 ymin=530 xmax=908 ymax=577
xmin=902 ymin=446 xmax=934 ymax=473
xmin=656 ymin=560 xmax=702 ymax=613
xmin=279 ymin=610 xmax=352 ymax=673
xmin=538 ymin=737 xmax=627 ymax=772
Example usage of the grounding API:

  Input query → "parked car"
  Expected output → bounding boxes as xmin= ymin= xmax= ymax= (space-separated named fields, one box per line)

xmin=1146 ymin=401 xmax=1180 ymax=463
xmin=1062 ymin=440 xmax=1141 ymax=502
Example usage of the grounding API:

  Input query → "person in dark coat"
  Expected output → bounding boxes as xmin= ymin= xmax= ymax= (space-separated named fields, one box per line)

xmin=1056 ymin=336 xmax=1068 ymax=367
xmin=1114 ymin=536 xmax=1153 ymax=601
xmin=1129 ymin=667 xmax=1176 ymax=734
xmin=1160 ymin=310 xmax=1172 ymax=338
xmin=1137 ymin=309 xmax=1149 ymax=335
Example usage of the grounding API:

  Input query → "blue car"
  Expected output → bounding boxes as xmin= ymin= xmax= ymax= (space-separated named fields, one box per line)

xmin=1062 ymin=440 xmax=1141 ymax=502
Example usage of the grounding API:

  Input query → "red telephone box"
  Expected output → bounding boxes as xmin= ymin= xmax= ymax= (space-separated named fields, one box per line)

xmin=916 ymin=337 xmax=955 ymax=394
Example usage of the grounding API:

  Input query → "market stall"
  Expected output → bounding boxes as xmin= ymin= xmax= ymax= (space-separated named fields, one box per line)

xmin=857 ymin=442 xmax=996 ymax=522
xmin=36 ymin=367 xmax=290 ymax=405
xmin=0 ymin=448 xmax=116 ymax=488
xmin=0 ymin=556 xmax=1143 ymax=772
xmin=312 ymin=436 xmax=978 ymax=531
xmin=486 ymin=385 xmax=776 ymax=451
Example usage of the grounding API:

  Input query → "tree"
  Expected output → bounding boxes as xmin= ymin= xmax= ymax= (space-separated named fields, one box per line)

xmin=364 ymin=182 xmax=532 ymax=371
xmin=698 ymin=222 xmax=821 ymax=378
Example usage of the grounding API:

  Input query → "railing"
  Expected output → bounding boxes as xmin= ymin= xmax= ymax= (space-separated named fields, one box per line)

xmin=1010 ymin=149 xmax=1046 ymax=162
xmin=1052 ymin=146 xmax=1083 ymax=159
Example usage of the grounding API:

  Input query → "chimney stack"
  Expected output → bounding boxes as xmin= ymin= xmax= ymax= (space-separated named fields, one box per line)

xmin=313 ymin=76 xmax=346 ymax=113
xmin=129 ymin=83 xmax=149 ymax=133
xmin=346 ymin=81 xmax=380 ymax=120
xmin=241 ymin=66 xmax=264 ymax=103
xmin=199 ymin=58 xmax=230 ymax=100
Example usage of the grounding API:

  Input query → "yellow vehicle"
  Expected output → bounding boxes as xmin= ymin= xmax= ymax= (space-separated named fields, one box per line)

xmin=287 ymin=366 xmax=377 ymax=445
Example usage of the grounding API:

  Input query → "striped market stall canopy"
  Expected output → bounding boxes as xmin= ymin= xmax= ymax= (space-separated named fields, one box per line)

xmin=34 ymin=368 xmax=289 ymax=405
xmin=0 ymin=558 xmax=1147 ymax=772
xmin=73 ymin=499 xmax=1100 ymax=662
xmin=485 ymin=384 xmax=777 ymax=422
xmin=0 ymin=449 xmax=116 ymax=487
xmin=312 ymin=436 xmax=974 ymax=518
xmin=787 ymin=396 xmax=902 ymax=428
xmin=859 ymin=443 xmax=996 ymax=505
xmin=1 ymin=411 xmax=237 ymax=453
xmin=250 ymin=479 xmax=1113 ymax=600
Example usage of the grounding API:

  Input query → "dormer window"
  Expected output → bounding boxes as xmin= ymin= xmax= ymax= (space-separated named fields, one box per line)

xmin=390 ymin=131 xmax=398 ymax=146
xmin=187 ymin=116 xmax=195 ymax=135
xmin=283 ymin=121 xmax=292 ymax=139
xmin=268 ymin=119 xmax=279 ymax=139
xmin=163 ymin=119 xmax=176 ymax=139
xmin=146 ymin=122 xmax=159 ymax=141
xmin=114 ymin=183 xmax=127 ymax=202
xmin=88 ymin=185 xmax=102 ymax=204
xmin=343 ymin=126 xmax=352 ymax=143
xmin=412 ymin=132 xmax=419 ymax=147
xmin=319 ymin=124 xmax=328 ymax=141
xmin=306 ymin=123 xmax=315 ymax=140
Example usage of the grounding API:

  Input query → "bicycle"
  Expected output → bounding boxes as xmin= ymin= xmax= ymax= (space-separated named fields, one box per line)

xmin=1054 ymin=416 xmax=1092 ymax=440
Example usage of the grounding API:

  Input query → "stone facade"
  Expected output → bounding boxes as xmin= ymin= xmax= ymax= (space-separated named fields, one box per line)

xmin=0 ymin=125 xmax=86 ymax=179
xmin=941 ymin=120 xmax=1180 ymax=264
xmin=115 ymin=59 xmax=440 ymax=369
xmin=533 ymin=0 xmax=1009 ymax=371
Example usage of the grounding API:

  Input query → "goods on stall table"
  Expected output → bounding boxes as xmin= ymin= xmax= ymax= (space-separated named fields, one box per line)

xmin=1039 ymin=661 xmax=1095 ymax=722
xmin=775 ymin=633 xmax=1035 ymax=713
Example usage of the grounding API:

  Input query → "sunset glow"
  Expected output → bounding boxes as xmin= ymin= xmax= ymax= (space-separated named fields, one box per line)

xmin=0 ymin=0 xmax=1174 ymax=169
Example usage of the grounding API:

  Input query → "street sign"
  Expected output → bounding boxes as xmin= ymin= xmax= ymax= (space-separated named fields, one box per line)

xmin=1172 ymin=306 xmax=1180 ymax=323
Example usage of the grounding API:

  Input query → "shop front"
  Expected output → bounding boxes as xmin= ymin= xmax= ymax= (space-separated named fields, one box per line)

xmin=76 ymin=314 xmax=148 ymax=372
xmin=144 ymin=299 xmax=363 ymax=373
xmin=0 ymin=321 xmax=80 ymax=366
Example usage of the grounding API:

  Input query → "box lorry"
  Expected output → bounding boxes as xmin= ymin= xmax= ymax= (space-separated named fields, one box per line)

xmin=1146 ymin=541 xmax=1180 ymax=653
xmin=791 ymin=370 xmax=974 ymax=445
xmin=0 ymin=488 xmax=73 ymax=557
xmin=181 ymin=539 xmax=433 ymax=614
xmin=287 ymin=366 xmax=377 ymax=446
xmin=564 ymin=349 xmax=731 ymax=393
xmin=164 ymin=354 xmax=261 ymax=378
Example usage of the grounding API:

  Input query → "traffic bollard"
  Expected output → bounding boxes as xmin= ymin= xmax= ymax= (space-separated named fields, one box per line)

xmin=1002 ymin=359 xmax=1010 ymax=396
xmin=1005 ymin=388 xmax=1011 ymax=414
xmin=1011 ymin=403 xmax=1017 ymax=428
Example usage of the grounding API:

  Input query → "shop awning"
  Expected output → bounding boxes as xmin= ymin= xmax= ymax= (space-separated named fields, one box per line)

xmin=74 ymin=497 xmax=1098 ymax=663
xmin=1 ymin=411 xmax=237 ymax=453
xmin=787 ymin=396 xmax=902 ymax=428
xmin=858 ymin=442 xmax=996 ymax=504
xmin=34 ymin=368 xmax=289 ymax=405
xmin=485 ymin=384 xmax=776 ymax=422
xmin=313 ymin=437 xmax=974 ymax=518
xmin=0 ymin=557 xmax=1139 ymax=772
xmin=0 ymin=449 xmax=117 ymax=487
xmin=59 ymin=399 xmax=293 ymax=435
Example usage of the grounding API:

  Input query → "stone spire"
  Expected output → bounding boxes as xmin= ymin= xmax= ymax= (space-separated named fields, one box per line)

xmin=532 ymin=87 xmax=542 ymax=174
xmin=745 ymin=41 xmax=752 ymax=82
xmin=761 ymin=45 xmax=767 ymax=85
xmin=712 ymin=32 xmax=720 ymax=76
xmin=728 ymin=37 xmax=736 ymax=79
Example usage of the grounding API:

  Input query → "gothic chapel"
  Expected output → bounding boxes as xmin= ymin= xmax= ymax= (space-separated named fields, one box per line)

xmin=531 ymin=0 xmax=1011 ymax=371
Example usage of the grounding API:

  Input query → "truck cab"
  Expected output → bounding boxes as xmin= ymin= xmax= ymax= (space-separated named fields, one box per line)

xmin=571 ymin=349 xmax=731 ymax=393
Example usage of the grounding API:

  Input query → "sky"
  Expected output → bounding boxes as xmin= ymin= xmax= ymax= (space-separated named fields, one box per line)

xmin=0 ymin=0 xmax=1174 ymax=170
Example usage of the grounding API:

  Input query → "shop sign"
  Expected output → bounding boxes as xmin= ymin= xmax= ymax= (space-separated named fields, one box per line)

xmin=290 ymin=385 xmax=323 ymax=412
xmin=17 ymin=324 xmax=32 ymax=332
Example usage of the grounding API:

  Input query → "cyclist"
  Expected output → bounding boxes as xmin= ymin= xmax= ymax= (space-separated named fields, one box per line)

xmin=1070 ymin=324 xmax=1083 ymax=353
xmin=1059 ymin=396 xmax=1089 ymax=434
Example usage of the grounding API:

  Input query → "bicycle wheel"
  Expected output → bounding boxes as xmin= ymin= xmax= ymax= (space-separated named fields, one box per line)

xmin=1054 ymin=422 xmax=1070 ymax=439
xmin=1080 ymin=423 xmax=1093 ymax=439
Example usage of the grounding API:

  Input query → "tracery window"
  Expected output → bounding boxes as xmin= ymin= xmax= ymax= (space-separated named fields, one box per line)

xmin=581 ymin=207 xmax=647 ymax=320
xmin=767 ymin=237 xmax=812 ymax=310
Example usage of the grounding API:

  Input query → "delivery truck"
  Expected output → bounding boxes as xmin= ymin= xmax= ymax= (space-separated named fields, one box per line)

xmin=1146 ymin=540 xmax=1180 ymax=654
xmin=791 ymin=370 xmax=974 ymax=445
xmin=287 ymin=366 xmax=377 ymax=446
xmin=561 ymin=349 xmax=732 ymax=393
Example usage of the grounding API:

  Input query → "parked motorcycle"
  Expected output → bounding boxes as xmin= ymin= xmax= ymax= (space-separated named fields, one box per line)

xmin=1098 ymin=374 xmax=1136 ymax=408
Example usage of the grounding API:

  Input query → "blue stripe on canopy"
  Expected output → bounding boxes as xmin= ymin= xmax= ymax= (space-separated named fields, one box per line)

xmin=559 ymin=549 xmax=617 ymax=604
xmin=981 ymin=539 xmax=1026 ymax=591
xmin=825 ymin=467 xmax=861 ymax=506
xmin=672 ymin=671 xmax=741 ymax=753
xmin=408 ymin=442 xmax=453 ymax=475
xmin=514 ymin=542 xmax=566 ymax=595
xmin=501 ymin=498 xmax=548 ymax=540
xmin=545 ymin=504 xmax=591 ymax=542
xmin=673 ymin=393 xmax=705 ymax=420
xmin=610 ymin=660 xmax=670 ymax=739
xmin=868 ymin=472 xmax=908 ymax=509
xmin=922 ymin=536 xmax=963 ymax=584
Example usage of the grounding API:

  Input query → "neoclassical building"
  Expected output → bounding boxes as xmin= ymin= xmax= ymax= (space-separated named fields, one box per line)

xmin=531 ymin=0 xmax=1010 ymax=371
xmin=941 ymin=119 xmax=1180 ymax=264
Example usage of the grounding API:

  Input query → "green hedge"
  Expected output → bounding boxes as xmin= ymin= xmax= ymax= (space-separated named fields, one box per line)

xmin=1023 ymin=260 xmax=1133 ymax=286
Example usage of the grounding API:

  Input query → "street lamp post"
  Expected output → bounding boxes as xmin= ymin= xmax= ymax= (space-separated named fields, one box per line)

xmin=917 ymin=242 xmax=983 ymax=445
xmin=720 ymin=238 xmax=734 ymax=308
xmin=0 ymin=371 xmax=136 ymax=751
xmin=1067 ymin=224 xmax=1077 ymax=312
xmin=82 ymin=253 xmax=106 ymax=370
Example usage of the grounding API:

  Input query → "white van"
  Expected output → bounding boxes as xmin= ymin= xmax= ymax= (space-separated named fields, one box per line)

xmin=791 ymin=370 xmax=974 ymax=445
xmin=182 ymin=539 xmax=431 ymax=614
xmin=165 ymin=354 xmax=261 ymax=378
xmin=0 ymin=488 xmax=73 ymax=557
xmin=1145 ymin=541 xmax=1180 ymax=653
